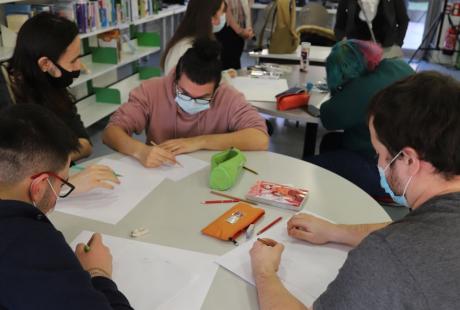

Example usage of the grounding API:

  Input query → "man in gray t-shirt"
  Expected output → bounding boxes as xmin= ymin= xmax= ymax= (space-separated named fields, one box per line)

xmin=249 ymin=72 xmax=460 ymax=310
xmin=315 ymin=193 xmax=460 ymax=310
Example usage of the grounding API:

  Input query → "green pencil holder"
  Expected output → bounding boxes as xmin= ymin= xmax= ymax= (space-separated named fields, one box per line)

xmin=209 ymin=148 xmax=246 ymax=191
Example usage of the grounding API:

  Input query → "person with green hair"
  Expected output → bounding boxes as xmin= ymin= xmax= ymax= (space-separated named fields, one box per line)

xmin=305 ymin=39 xmax=414 ymax=199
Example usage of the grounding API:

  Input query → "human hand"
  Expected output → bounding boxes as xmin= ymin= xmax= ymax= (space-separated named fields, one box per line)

xmin=250 ymin=238 xmax=284 ymax=279
xmin=75 ymin=233 xmax=113 ymax=278
xmin=287 ymin=213 xmax=336 ymax=245
xmin=247 ymin=28 xmax=255 ymax=38
xmin=70 ymin=165 xmax=120 ymax=194
xmin=136 ymin=144 xmax=178 ymax=168
xmin=158 ymin=136 xmax=204 ymax=155
xmin=240 ymin=28 xmax=254 ymax=40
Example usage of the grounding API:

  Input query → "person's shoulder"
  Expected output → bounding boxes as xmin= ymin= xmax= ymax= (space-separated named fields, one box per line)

xmin=136 ymin=75 xmax=167 ymax=95
xmin=214 ymin=81 xmax=247 ymax=105
xmin=169 ymin=37 xmax=194 ymax=55
xmin=0 ymin=212 xmax=73 ymax=265
xmin=379 ymin=58 xmax=414 ymax=73
xmin=177 ymin=37 xmax=194 ymax=47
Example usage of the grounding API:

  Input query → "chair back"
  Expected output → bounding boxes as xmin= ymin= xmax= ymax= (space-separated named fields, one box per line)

xmin=299 ymin=3 xmax=331 ymax=29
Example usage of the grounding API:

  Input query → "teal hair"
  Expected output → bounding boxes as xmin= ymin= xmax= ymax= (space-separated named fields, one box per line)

xmin=326 ymin=40 xmax=383 ymax=93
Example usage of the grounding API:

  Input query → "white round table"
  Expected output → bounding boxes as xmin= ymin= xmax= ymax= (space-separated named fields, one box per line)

xmin=50 ymin=150 xmax=390 ymax=309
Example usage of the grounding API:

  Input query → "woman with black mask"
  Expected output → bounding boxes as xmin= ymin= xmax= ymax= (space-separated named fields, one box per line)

xmin=4 ymin=12 xmax=119 ymax=194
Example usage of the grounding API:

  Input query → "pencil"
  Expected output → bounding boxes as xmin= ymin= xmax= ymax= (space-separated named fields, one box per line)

xmin=243 ymin=166 xmax=258 ymax=175
xmin=201 ymin=199 xmax=239 ymax=204
xmin=256 ymin=216 xmax=282 ymax=235
xmin=150 ymin=140 xmax=184 ymax=167
xmin=71 ymin=165 xmax=123 ymax=177
xmin=210 ymin=190 xmax=258 ymax=205
xmin=257 ymin=238 xmax=277 ymax=247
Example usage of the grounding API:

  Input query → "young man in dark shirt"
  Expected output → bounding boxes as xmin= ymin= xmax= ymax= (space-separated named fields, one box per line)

xmin=0 ymin=104 xmax=132 ymax=310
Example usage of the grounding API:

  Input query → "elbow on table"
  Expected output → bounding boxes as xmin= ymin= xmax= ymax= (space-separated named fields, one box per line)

xmin=252 ymin=132 xmax=270 ymax=151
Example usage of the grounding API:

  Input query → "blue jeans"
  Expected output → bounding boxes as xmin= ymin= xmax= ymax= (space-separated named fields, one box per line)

xmin=304 ymin=133 xmax=386 ymax=197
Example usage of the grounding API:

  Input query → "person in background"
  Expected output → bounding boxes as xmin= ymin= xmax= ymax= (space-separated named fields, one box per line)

xmin=334 ymin=0 xmax=409 ymax=58
xmin=305 ymin=39 xmax=414 ymax=199
xmin=3 ymin=13 xmax=119 ymax=195
xmin=103 ymin=38 xmax=268 ymax=168
xmin=250 ymin=71 xmax=460 ymax=309
xmin=160 ymin=0 xmax=226 ymax=74
xmin=215 ymin=0 xmax=254 ymax=70
xmin=0 ymin=104 xmax=132 ymax=310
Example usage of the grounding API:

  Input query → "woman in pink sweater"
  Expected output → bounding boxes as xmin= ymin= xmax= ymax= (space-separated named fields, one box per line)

xmin=103 ymin=38 xmax=268 ymax=167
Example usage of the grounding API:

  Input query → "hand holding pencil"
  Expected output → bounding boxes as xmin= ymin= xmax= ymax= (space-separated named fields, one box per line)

xmin=136 ymin=140 xmax=180 ymax=168
xmin=249 ymin=237 xmax=284 ymax=276
xmin=75 ymin=233 xmax=113 ymax=279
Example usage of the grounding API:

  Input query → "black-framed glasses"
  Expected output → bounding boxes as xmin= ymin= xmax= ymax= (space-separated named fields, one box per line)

xmin=175 ymin=84 xmax=214 ymax=105
xmin=30 ymin=171 xmax=75 ymax=198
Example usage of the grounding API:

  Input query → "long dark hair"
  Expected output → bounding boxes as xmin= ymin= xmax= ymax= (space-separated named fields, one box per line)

xmin=8 ymin=12 xmax=79 ymax=113
xmin=160 ymin=0 xmax=224 ymax=69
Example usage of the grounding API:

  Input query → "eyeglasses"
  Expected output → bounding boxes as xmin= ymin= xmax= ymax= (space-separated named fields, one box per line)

xmin=30 ymin=171 xmax=75 ymax=198
xmin=175 ymin=84 xmax=214 ymax=105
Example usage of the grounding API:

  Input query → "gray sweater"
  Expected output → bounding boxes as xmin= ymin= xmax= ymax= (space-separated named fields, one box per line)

xmin=314 ymin=192 xmax=460 ymax=309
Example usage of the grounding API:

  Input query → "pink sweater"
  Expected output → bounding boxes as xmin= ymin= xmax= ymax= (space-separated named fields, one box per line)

xmin=108 ymin=71 xmax=268 ymax=143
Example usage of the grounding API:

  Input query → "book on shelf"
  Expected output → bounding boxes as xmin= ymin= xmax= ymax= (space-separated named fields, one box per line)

xmin=246 ymin=180 xmax=309 ymax=211
xmin=56 ymin=0 xmax=131 ymax=35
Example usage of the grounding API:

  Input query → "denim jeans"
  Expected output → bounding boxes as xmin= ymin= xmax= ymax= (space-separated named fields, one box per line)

xmin=304 ymin=133 xmax=387 ymax=197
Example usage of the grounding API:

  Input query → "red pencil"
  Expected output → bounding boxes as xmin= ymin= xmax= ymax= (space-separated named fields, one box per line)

xmin=256 ymin=216 xmax=283 ymax=235
xmin=201 ymin=199 xmax=240 ymax=204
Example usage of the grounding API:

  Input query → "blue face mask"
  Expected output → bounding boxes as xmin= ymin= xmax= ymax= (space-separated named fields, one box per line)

xmin=377 ymin=151 xmax=414 ymax=207
xmin=175 ymin=83 xmax=213 ymax=115
xmin=213 ymin=14 xmax=226 ymax=33
xmin=175 ymin=95 xmax=210 ymax=115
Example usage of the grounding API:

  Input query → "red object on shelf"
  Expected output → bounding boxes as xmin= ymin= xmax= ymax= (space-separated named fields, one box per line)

xmin=443 ymin=26 xmax=458 ymax=55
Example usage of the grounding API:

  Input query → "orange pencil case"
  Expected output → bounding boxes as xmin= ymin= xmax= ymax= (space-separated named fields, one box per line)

xmin=202 ymin=202 xmax=265 ymax=244
xmin=276 ymin=92 xmax=310 ymax=111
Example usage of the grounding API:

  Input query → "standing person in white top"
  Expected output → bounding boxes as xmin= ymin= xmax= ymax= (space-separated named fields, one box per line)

xmin=215 ymin=0 xmax=254 ymax=69
xmin=160 ymin=0 xmax=226 ymax=74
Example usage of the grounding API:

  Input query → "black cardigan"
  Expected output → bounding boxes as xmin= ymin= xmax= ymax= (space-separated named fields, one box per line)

xmin=0 ymin=200 xmax=133 ymax=310
xmin=334 ymin=0 xmax=409 ymax=47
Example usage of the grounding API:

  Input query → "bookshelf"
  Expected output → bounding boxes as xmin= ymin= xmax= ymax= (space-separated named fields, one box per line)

xmin=71 ymin=40 xmax=160 ymax=87
xmin=77 ymin=72 xmax=142 ymax=127
xmin=133 ymin=4 xmax=184 ymax=25
xmin=0 ymin=3 xmax=186 ymax=127
xmin=0 ymin=0 xmax=21 ymax=4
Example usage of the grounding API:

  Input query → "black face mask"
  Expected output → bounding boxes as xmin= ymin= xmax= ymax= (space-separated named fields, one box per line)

xmin=47 ymin=62 xmax=80 ymax=88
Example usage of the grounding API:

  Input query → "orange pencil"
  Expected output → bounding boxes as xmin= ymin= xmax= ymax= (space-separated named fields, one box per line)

xmin=257 ymin=238 xmax=277 ymax=247
xmin=201 ymin=199 xmax=239 ymax=204
xmin=210 ymin=190 xmax=257 ymax=205
xmin=256 ymin=216 xmax=282 ymax=235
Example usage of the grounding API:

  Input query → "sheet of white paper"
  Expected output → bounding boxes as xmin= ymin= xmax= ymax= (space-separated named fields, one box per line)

xmin=56 ymin=159 xmax=164 ymax=224
xmin=71 ymin=231 xmax=219 ymax=310
xmin=216 ymin=211 xmax=350 ymax=306
xmin=120 ymin=154 xmax=209 ymax=181
xmin=229 ymin=77 xmax=289 ymax=102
